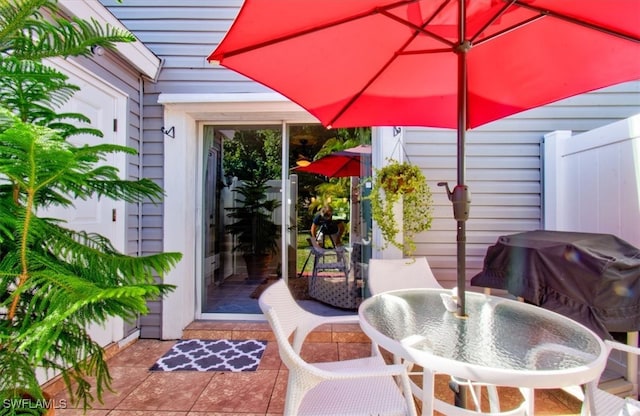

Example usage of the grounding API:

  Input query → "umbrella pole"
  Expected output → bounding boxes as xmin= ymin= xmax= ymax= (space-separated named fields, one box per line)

xmin=455 ymin=1 xmax=471 ymax=320
xmin=455 ymin=53 xmax=467 ymax=317
xmin=451 ymin=1 xmax=471 ymax=410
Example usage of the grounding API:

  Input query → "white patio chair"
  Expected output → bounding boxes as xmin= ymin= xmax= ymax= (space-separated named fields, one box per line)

xmin=258 ymin=278 xmax=358 ymax=353
xmin=307 ymin=237 xmax=360 ymax=309
xmin=259 ymin=279 xmax=418 ymax=416
xmin=368 ymin=257 xmax=514 ymax=414
xmin=583 ymin=339 xmax=640 ymax=416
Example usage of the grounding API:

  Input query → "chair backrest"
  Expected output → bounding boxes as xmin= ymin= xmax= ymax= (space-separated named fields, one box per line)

xmin=307 ymin=236 xmax=345 ymax=255
xmin=261 ymin=280 xmax=417 ymax=416
xmin=307 ymin=236 xmax=324 ymax=254
xmin=261 ymin=305 xmax=308 ymax=371
xmin=258 ymin=279 xmax=306 ymax=343
xmin=260 ymin=304 xmax=328 ymax=416
xmin=259 ymin=281 xmax=339 ymax=414
xmin=368 ymin=257 xmax=442 ymax=295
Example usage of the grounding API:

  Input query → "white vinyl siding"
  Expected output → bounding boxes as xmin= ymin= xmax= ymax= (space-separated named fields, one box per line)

xmin=404 ymin=83 xmax=640 ymax=287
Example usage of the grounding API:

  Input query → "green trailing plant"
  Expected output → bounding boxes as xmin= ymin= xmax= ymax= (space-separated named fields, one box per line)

xmin=368 ymin=159 xmax=433 ymax=256
xmin=0 ymin=1 xmax=181 ymax=414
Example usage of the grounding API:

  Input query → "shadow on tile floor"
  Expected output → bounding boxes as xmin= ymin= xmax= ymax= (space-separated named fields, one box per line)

xmin=48 ymin=325 xmax=583 ymax=415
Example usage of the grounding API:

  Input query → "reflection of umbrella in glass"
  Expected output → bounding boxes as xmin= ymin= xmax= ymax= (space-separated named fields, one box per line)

xmin=293 ymin=145 xmax=371 ymax=178
xmin=209 ymin=1 xmax=640 ymax=315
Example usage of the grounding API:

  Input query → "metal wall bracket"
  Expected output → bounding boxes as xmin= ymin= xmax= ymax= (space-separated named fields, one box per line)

xmin=161 ymin=126 xmax=175 ymax=138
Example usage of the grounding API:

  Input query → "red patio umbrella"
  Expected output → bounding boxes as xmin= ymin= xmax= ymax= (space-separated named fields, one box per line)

xmin=209 ymin=0 xmax=640 ymax=316
xmin=293 ymin=152 xmax=367 ymax=177
xmin=294 ymin=145 xmax=372 ymax=177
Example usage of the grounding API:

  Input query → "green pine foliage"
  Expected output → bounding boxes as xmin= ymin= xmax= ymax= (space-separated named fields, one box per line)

xmin=226 ymin=178 xmax=281 ymax=256
xmin=0 ymin=1 xmax=181 ymax=414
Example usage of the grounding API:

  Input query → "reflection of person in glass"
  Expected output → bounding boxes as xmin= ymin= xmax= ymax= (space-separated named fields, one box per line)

xmin=311 ymin=205 xmax=345 ymax=246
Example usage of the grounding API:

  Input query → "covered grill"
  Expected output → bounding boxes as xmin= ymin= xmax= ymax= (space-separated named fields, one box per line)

xmin=471 ymin=230 xmax=640 ymax=339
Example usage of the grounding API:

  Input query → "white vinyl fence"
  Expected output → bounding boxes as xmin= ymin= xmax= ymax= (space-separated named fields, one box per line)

xmin=543 ymin=114 xmax=640 ymax=246
xmin=543 ymin=113 xmax=640 ymax=397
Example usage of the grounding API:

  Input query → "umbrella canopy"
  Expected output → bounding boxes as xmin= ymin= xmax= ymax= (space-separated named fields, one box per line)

xmin=340 ymin=144 xmax=372 ymax=155
xmin=294 ymin=150 xmax=370 ymax=177
xmin=209 ymin=0 xmax=640 ymax=315
xmin=209 ymin=1 xmax=639 ymax=130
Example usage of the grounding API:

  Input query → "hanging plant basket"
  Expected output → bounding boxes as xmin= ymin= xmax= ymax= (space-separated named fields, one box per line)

xmin=367 ymin=159 xmax=433 ymax=255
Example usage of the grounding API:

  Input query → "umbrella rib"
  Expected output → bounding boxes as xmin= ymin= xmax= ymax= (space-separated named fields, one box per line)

xmin=398 ymin=48 xmax=452 ymax=55
xmin=378 ymin=5 xmax=456 ymax=48
xmin=328 ymin=1 xmax=456 ymax=127
xmin=213 ymin=0 xmax=420 ymax=59
xmin=327 ymin=33 xmax=403 ymax=127
xmin=473 ymin=15 xmax=545 ymax=47
xmin=513 ymin=0 xmax=640 ymax=43
xmin=469 ymin=0 xmax=518 ymax=44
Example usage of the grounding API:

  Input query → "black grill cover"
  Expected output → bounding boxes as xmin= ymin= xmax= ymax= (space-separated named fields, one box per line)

xmin=471 ymin=230 xmax=640 ymax=339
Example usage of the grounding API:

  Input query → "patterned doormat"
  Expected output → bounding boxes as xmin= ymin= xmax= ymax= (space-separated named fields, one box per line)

xmin=149 ymin=339 xmax=267 ymax=372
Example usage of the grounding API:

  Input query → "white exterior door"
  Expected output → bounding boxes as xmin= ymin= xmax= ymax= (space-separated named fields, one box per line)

xmin=42 ymin=59 xmax=128 ymax=347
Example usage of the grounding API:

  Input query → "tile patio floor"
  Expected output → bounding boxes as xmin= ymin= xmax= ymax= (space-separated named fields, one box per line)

xmin=49 ymin=320 xmax=584 ymax=415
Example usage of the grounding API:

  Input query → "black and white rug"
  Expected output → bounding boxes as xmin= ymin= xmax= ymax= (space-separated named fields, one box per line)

xmin=150 ymin=339 xmax=267 ymax=372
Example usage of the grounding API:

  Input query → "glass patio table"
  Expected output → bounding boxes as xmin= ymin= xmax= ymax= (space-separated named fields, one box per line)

xmin=358 ymin=288 xmax=608 ymax=415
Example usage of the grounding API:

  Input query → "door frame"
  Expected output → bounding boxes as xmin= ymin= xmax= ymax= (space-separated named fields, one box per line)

xmin=159 ymin=94 xmax=404 ymax=337
xmin=195 ymin=123 xmax=291 ymax=319
xmin=160 ymin=93 xmax=317 ymax=337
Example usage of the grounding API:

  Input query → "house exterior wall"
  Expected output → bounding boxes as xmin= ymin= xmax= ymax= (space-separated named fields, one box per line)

xmin=56 ymin=1 xmax=163 ymax=338
xmin=62 ymin=53 xmax=164 ymax=337
xmin=404 ymin=83 xmax=640 ymax=288
xmin=99 ymin=1 xmax=640 ymax=337
xmin=99 ymin=0 xmax=287 ymax=338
